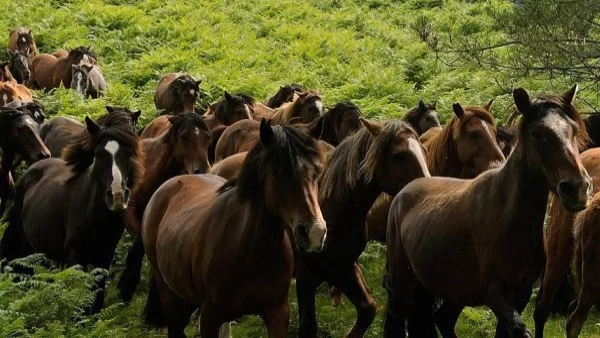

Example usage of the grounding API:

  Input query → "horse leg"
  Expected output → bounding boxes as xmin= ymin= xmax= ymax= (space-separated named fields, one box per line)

xmin=118 ymin=235 xmax=145 ymax=301
xmin=195 ymin=321 xmax=232 ymax=338
xmin=330 ymin=285 xmax=344 ymax=307
xmin=332 ymin=262 xmax=377 ymax=338
xmin=566 ymin=282 xmax=597 ymax=338
xmin=488 ymin=284 xmax=531 ymax=338
xmin=199 ymin=307 xmax=225 ymax=338
xmin=434 ymin=302 xmax=464 ymax=338
xmin=296 ymin=261 xmax=322 ymax=338
xmin=407 ymin=283 xmax=438 ymax=338
xmin=262 ymin=297 xmax=290 ymax=338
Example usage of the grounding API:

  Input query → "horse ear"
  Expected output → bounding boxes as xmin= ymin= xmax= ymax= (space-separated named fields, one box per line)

xmin=195 ymin=79 xmax=202 ymax=87
xmin=563 ymin=84 xmax=578 ymax=106
xmin=26 ymin=29 xmax=32 ymax=36
xmin=83 ymin=64 xmax=93 ymax=72
xmin=452 ymin=103 xmax=466 ymax=118
xmin=432 ymin=99 xmax=437 ymax=109
xmin=259 ymin=118 xmax=274 ymax=146
xmin=513 ymin=88 xmax=531 ymax=115
xmin=105 ymin=105 xmax=116 ymax=113
xmin=133 ymin=110 xmax=142 ymax=120
xmin=85 ymin=116 xmax=100 ymax=135
xmin=418 ymin=99 xmax=427 ymax=112
xmin=7 ymin=49 xmax=14 ymax=57
xmin=224 ymin=91 xmax=232 ymax=102
xmin=360 ymin=117 xmax=383 ymax=136
xmin=483 ymin=98 xmax=494 ymax=112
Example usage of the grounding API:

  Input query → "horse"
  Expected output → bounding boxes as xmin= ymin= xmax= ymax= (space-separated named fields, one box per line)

xmin=0 ymin=108 xmax=50 ymax=215
xmin=384 ymin=85 xmax=591 ymax=338
xmin=27 ymin=46 xmax=97 ymax=91
xmin=582 ymin=114 xmax=600 ymax=150
xmin=295 ymin=118 xmax=429 ymax=338
xmin=5 ymin=100 xmax=46 ymax=124
xmin=203 ymin=91 xmax=254 ymax=129
xmin=0 ymin=82 xmax=33 ymax=106
xmin=533 ymin=147 xmax=600 ymax=338
xmin=270 ymin=91 xmax=323 ymax=125
xmin=0 ymin=109 xmax=143 ymax=314
xmin=401 ymin=99 xmax=441 ymax=135
xmin=40 ymin=106 xmax=141 ymax=157
xmin=265 ymin=83 xmax=303 ymax=108
xmin=154 ymin=73 xmax=201 ymax=114
xmin=116 ymin=112 xmax=212 ymax=301
xmin=0 ymin=61 xmax=16 ymax=83
xmin=8 ymin=27 xmax=37 ymax=60
xmin=70 ymin=64 xmax=106 ymax=98
xmin=141 ymin=119 xmax=327 ymax=337
xmin=497 ymin=124 xmax=517 ymax=158
xmin=8 ymin=50 xmax=31 ymax=84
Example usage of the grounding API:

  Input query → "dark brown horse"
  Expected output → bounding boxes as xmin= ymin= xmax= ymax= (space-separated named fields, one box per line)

xmin=141 ymin=119 xmax=326 ymax=337
xmin=384 ymin=85 xmax=591 ymax=338
xmin=8 ymin=27 xmax=37 ymax=60
xmin=0 ymin=61 xmax=17 ymax=83
xmin=270 ymin=91 xmax=323 ymax=125
xmin=116 ymin=113 xmax=212 ymax=301
xmin=582 ymin=114 xmax=600 ymax=150
xmin=296 ymin=119 xmax=429 ymax=338
xmin=27 ymin=46 xmax=97 ymax=91
xmin=154 ymin=73 xmax=201 ymax=114
xmin=203 ymin=91 xmax=254 ymax=128
xmin=5 ymin=100 xmax=46 ymax=124
xmin=265 ymin=83 xmax=303 ymax=108
xmin=401 ymin=99 xmax=441 ymax=135
xmin=40 ymin=106 xmax=141 ymax=158
xmin=533 ymin=147 xmax=600 ymax=338
xmin=0 ymin=110 xmax=143 ymax=314
xmin=8 ymin=50 xmax=31 ymax=84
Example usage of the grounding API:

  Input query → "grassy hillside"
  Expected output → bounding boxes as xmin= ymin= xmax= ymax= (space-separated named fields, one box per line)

xmin=1 ymin=0 xmax=599 ymax=337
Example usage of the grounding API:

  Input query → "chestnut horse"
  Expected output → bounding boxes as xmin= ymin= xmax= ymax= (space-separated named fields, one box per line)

xmin=154 ymin=73 xmax=201 ymax=114
xmin=117 ymin=113 xmax=212 ymax=301
xmin=296 ymin=119 xmax=429 ymax=338
xmin=384 ymin=85 xmax=591 ymax=338
xmin=70 ymin=64 xmax=106 ymax=99
xmin=270 ymin=91 xmax=323 ymax=125
xmin=8 ymin=50 xmax=31 ymax=84
xmin=8 ymin=27 xmax=37 ymax=60
xmin=40 ymin=106 xmax=141 ymax=157
xmin=0 ymin=82 xmax=33 ymax=106
xmin=0 ymin=110 xmax=143 ymax=314
xmin=533 ymin=146 xmax=600 ymax=338
xmin=141 ymin=119 xmax=327 ymax=337
xmin=28 ymin=46 xmax=97 ymax=91
xmin=401 ymin=99 xmax=441 ymax=135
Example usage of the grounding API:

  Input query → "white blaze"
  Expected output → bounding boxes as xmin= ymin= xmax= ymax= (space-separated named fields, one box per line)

xmin=314 ymin=100 xmax=324 ymax=113
xmin=244 ymin=104 xmax=252 ymax=119
xmin=105 ymin=140 xmax=124 ymax=195
xmin=408 ymin=138 xmax=431 ymax=177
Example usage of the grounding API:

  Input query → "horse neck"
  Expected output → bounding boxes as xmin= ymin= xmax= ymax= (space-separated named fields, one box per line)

xmin=428 ymin=127 xmax=462 ymax=177
xmin=136 ymin=136 xmax=177 ymax=208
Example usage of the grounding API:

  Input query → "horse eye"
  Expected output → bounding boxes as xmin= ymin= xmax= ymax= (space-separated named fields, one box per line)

xmin=531 ymin=131 xmax=546 ymax=142
xmin=468 ymin=132 xmax=479 ymax=140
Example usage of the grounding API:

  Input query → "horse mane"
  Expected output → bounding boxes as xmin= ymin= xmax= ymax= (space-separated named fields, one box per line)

xmin=210 ymin=93 xmax=255 ymax=121
xmin=319 ymin=120 xmax=417 ymax=201
xmin=496 ymin=125 xmax=516 ymax=145
xmin=402 ymin=101 xmax=436 ymax=132
xmin=306 ymin=101 xmax=361 ymax=142
xmin=218 ymin=124 xmax=322 ymax=199
xmin=270 ymin=91 xmax=320 ymax=124
xmin=68 ymin=46 xmax=97 ymax=63
xmin=62 ymin=111 xmax=143 ymax=184
xmin=165 ymin=112 xmax=210 ymax=144
xmin=426 ymin=106 xmax=495 ymax=175
xmin=508 ymin=94 xmax=589 ymax=150
xmin=266 ymin=83 xmax=304 ymax=108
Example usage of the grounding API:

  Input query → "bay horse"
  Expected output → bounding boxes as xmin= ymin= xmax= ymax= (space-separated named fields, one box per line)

xmin=70 ymin=64 xmax=106 ymax=98
xmin=203 ymin=91 xmax=254 ymax=129
xmin=0 ymin=61 xmax=17 ymax=83
xmin=27 ymin=46 xmax=97 ymax=91
xmin=116 ymin=112 xmax=212 ymax=301
xmin=40 ymin=106 xmax=141 ymax=157
xmin=296 ymin=118 xmax=430 ymax=338
xmin=0 ymin=108 xmax=50 ymax=215
xmin=8 ymin=50 xmax=31 ymax=84
xmin=0 ymin=82 xmax=33 ymax=106
xmin=270 ymin=91 xmax=323 ymax=125
xmin=401 ymin=99 xmax=441 ymax=135
xmin=384 ymin=85 xmax=591 ymax=338
xmin=5 ymin=100 xmax=46 ymax=124
xmin=533 ymin=147 xmax=600 ymax=338
xmin=141 ymin=119 xmax=327 ymax=337
xmin=154 ymin=73 xmax=201 ymax=114
xmin=0 ymin=109 xmax=143 ymax=314
xmin=8 ymin=27 xmax=37 ymax=60
xmin=265 ymin=83 xmax=303 ymax=108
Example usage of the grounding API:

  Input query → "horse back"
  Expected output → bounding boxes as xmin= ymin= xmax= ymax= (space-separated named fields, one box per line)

xmin=40 ymin=117 xmax=85 ymax=157
xmin=154 ymin=73 xmax=179 ymax=110
xmin=140 ymin=115 xmax=171 ymax=139
xmin=29 ymin=54 xmax=59 ymax=90
xmin=214 ymin=119 xmax=260 ymax=161
xmin=209 ymin=152 xmax=247 ymax=180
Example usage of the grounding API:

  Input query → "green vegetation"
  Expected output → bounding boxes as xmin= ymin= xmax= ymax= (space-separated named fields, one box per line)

xmin=1 ymin=0 xmax=599 ymax=337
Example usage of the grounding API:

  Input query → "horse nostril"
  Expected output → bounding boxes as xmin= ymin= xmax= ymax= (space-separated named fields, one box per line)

xmin=558 ymin=180 xmax=576 ymax=196
xmin=193 ymin=169 xmax=202 ymax=174
xmin=38 ymin=152 xmax=50 ymax=159
xmin=105 ymin=190 xmax=113 ymax=200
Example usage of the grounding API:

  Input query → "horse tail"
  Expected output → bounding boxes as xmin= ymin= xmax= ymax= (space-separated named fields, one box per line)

xmin=0 ymin=181 xmax=29 ymax=261
xmin=144 ymin=273 xmax=167 ymax=327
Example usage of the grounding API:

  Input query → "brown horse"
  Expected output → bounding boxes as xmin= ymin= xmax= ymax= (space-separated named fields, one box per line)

xmin=116 ymin=112 xmax=212 ymax=301
xmin=401 ymin=99 xmax=441 ymax=135
xmin=40 ymin=106 xmax=141 ymax=157
xmin=0 ymin=61 xmax=17 ymax=83
xmin=0 ymin=109 xmax=143 ymax=314
xmin=265 ymin=83 xmax=303 ymax=108
xmin=8 ymin=27 xmax=37 ymax=60
xmin=270 ymin=91 xmax=323 ymax=125
xmin=8 ymin=50 xmax=31 ymax=84
xmin=296 ymin=119 xmax=429 ymax=338
xmin=0 ymin=82 xmax=32 ymax=106
xmin=203 ymin=91 xmax=254 ymax=128
xmin=154 ymin=73 xmax=201 ymax=114
xmin=141 ymin=119 xmax=326 ymax=337
xmin=533 ymin=147 xmax=600 ymax=338
xmin=384 ymin=85 xmax=591 ymax=338
xmin=5 ymin=100 xmax=46 ymax=124
xmin=27 ymin=46 xmax=97 ymax=91
xmin=497 ymin=124 xmax=518 ymax=158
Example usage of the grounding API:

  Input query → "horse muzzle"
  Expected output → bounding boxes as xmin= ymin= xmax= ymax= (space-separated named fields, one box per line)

xmin=294 ymin=221 xmax=327 ymax=254
xmin=106 ymin=188 xmax=130 ymax=211
xmin=557 ymin=178 xmax=592 ymax=212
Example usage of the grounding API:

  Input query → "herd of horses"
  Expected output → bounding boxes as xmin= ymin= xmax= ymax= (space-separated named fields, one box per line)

xmin=1 ymin=27 xmax=600 ymax=338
